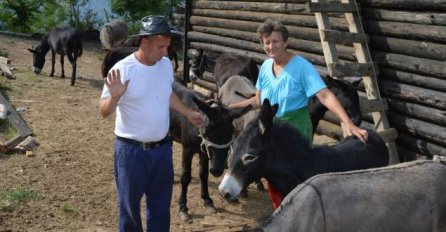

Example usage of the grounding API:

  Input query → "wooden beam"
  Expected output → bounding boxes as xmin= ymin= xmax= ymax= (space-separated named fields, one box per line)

xmin=307 ymin=2 xmax=356 ymax=13
xmin=0 ymin=92 xmax=33 ymax=137
xmin=322 ymin=30 xmax=367 ymax=44
xmin=0 ymin=56 xmax=10 ymax=65
xmin=330 ymin=62 xmax=375 ymax=77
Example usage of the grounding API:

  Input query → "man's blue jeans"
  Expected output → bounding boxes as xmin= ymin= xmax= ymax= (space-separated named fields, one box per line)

xmin=114 ymin=138 xmax=174 ymax=232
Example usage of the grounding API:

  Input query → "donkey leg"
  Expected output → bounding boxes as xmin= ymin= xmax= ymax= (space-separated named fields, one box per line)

xmin=60 ymin=55 xmax=65 ymax=79
xmin=70 ymin=61 xmax=77 ymax=86
xmin=198 ymin=151 xmax=216 ymax=214
xmin=67 ymin=51 xmax=76 ymax=86
xmin=178 ymin=148 xmax=193 ymax=221
xmin=255 ymin=179 xmax=266 ymax=192
xmin=50 ymin=51 xmax=56 ymax=77
xmin=240 ymin=186 xmax=249 ymax=198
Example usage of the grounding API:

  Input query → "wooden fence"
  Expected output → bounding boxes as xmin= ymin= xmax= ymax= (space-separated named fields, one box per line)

xmin=184 ymin=0 xmax=446 ymax=160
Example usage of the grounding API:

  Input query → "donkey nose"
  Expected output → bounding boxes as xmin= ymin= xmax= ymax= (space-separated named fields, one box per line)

xmin=210 ymin=167 xmax=223 ymax=177
xmin=33 ymin=67 xmax=41 ymax=74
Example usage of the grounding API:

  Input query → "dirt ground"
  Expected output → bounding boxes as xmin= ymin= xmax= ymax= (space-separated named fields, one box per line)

xmin=0 ymin=34 xmax=337 ymax=232
xmin=0 ymin=34 xmax=278 ymax=232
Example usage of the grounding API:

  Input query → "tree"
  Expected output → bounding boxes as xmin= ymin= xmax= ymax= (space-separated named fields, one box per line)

xmin=0 ymin=0 xmax=40 ymax=33
xmin=111 ymin=0 xmax=170 ymax=33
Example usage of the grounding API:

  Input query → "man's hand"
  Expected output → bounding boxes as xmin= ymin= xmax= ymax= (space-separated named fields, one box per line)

xmin=105 ymin=69 xmax=129 ymax=98
xmin=187 ymin=110 xmax=205 ymax=129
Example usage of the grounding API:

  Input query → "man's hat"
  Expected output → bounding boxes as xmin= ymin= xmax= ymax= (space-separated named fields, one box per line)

xmin=131 ymin=15 xmax=183 ymax=37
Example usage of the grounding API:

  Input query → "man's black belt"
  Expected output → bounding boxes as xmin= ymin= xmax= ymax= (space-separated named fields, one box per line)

xmin=116 ymin=136 xmax=171 ymax=150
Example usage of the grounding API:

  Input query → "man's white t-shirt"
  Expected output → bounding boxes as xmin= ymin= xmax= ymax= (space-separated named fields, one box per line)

xmin=101 ymin=54 xmax=173 ymax=142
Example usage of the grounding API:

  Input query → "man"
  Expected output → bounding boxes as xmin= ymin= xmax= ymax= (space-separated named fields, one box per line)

xmin=99 ymin=15 xmax=203 ymax=232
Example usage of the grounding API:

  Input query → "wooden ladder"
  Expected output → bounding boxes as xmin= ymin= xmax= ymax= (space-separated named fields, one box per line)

xmin=307 ymin=0 xmax=399 ymax=164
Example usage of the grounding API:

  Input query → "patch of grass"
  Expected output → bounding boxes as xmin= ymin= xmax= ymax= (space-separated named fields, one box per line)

xmin=60 ymin=203 xmax=77 ymax=214
xmin=0 ymin=49 xmax=8 ymax=58
xmin=0 ymin=118 xmax=19 ymax=140
xmin=0 ymin=188 xmax=40 ymax=213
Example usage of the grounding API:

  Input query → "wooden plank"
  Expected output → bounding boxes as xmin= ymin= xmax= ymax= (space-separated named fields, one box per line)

xmin=359 ymin=0 xmax=446 ymax=11
xmin=364 ymin=20 xmax=446 ymax=44
xmin=360 ymin=98 xmax=388 ymax=113
xmin=307 ymin=2 xmax=357 ymax=13
xmin=341 ymin=0 xmax=399 ymax=164
xmin=192 ymin=26 xmax=357 ymax=61
xmin=377 ymin=128 xmax=398 ymax=143
xmin=322 ymin=30 xmax=367 ymax=44
xmin=0 ymin=92 xmax=33 ymax=137
xmin=311 ymin=0 xmax=340 ymax=78
xmin=194 ymin=1 xmax=310 ymax=14
xmin=192 ymin=78 xmax=216 ymax=92
xmin=190 ymin=15 xmax=321 ymax=41
xmin=330 ymin=62 xmax=375 ymax=77
xmin=362 ymin=8 xmax=446 ymax=26
xmin=373 ymin=51 xmax=446 ymax=79
xmin=0 ymin=56 xmax=10 ymax=65
xmin=370 ymin=36 xmax=446 ymax=61
xmin=379 ymin=68 xmax=446 ymax=92
xmin=0 ymin=63 xmax=16 ymax=79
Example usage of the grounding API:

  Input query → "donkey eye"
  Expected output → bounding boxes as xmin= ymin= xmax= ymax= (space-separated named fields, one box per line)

xmin=241 ymin=153 xmax=258 ymax=165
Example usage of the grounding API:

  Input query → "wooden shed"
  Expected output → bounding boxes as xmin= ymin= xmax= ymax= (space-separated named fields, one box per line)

xmin=182 ymin=0 xmax=446 ymax=161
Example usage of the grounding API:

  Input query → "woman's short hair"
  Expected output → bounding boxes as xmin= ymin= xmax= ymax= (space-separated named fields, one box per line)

xmin=257 ymin=19 xmax=289 ymax=42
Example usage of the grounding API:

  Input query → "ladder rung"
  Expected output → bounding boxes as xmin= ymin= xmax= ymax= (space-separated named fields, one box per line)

xmin=330 ymin=63 xmax=375 ymax=77
xmin=360 ymin=98 xmax=389 ymax=113
xmin=321 ymin=30 xmax=368 ymax=44
xmin=377 ymin=128 xmax=398 ymax=143
xmin=306 ymin=2 xmax=357 ymax=13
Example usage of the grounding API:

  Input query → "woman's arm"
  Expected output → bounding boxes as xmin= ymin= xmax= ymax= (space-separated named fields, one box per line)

xmin=228 ymin=90 xmax=262 ymax=110
xmin=315 ymin=88 xmax=368 ymax=143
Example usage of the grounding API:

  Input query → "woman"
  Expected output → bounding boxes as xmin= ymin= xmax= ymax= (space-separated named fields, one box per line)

xmin=229 ymin=19 xmax=368 ymax=208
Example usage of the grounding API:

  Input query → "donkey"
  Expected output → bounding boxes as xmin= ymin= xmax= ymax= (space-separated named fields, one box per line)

xmin=214 ymin=54 xmax=361 ymax=197
xmin=28 ymin=27 xmax=83 ymax=86
xmin=249 ymin=160 xmax=446 ymax=232
xmin=99 ymin=19 xmax=128 ymax=50
xmin=170 ymin=81 xmax=251 ymax=221
xmin=218 ymin=99 xmax=389 ymax=202
xmin=101 ymin=46 xmax=138 ymax=78
xmin=101 ymin=34 xmax=181 ymax=77
xmin=309 ymin=75 xmax=362 ymax=132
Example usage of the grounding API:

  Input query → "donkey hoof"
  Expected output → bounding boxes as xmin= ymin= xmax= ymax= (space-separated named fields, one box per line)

xmin=256 ymin=183 xmax=266 ymax=192
xmin=180 ymin=211 xmax=191 ymax=222
xmin=50 ymin=74 xmax=54 ymax=77
xmin=240 ymin=190 xmax=248 ymax=198
xmin=60 ymin=75 xmax=65 ymax=79
xmin=205 ymin=204 xmax=217 ymax=214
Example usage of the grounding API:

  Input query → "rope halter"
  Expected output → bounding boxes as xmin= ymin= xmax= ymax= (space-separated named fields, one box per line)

xmin=198 ymin=116 xmax=235 ymax=155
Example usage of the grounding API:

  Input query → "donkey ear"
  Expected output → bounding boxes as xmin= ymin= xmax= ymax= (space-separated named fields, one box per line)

xmin=258 ymin=99 xmax=276 ymax=136
xmin=28 ymin=48 xmax=37 ymax=54
xmin=228 ymin=105 xmax=252 ymax=121
xmin=193 ymin=96 xmax=216 ymax=117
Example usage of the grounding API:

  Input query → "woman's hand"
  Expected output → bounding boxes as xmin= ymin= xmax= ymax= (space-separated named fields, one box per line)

xmin=345 ymin=123 xmax=368 ymax=143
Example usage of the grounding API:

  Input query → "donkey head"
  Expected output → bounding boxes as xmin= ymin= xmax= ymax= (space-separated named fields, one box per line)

xmin=219 ymin=99 xmax=278 ymax=202
xmin=28 ymin=35 xmax=50 ymax=74
xmin=193 ymin=97 xmax=251 ymax=177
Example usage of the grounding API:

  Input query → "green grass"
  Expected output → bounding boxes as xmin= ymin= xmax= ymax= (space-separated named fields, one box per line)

xmin=60 ymin=203 xmax=77 ymax=214
xmin=0 ymin=118 xmax=19 ymax=140
xmin=0 ymin=188 xmax=40 ymax=213
xmin=0 ymin=49 xmax=8 ymax=58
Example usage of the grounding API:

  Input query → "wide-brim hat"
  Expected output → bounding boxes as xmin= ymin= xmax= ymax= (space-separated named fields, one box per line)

xmin=131 ymin=15 xmax=183 ymax=38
